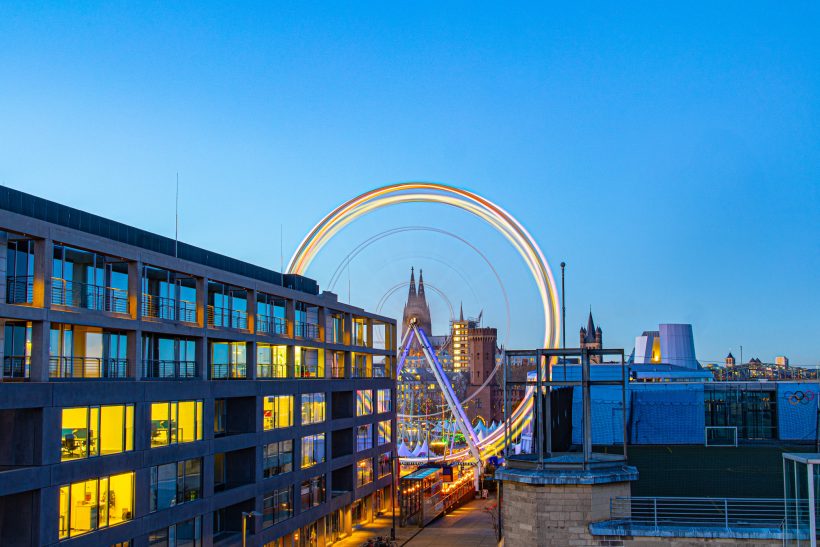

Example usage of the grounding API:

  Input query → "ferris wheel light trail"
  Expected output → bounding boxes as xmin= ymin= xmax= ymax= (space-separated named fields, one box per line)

xmin=287 ymin=182 xmax=561 ymax=464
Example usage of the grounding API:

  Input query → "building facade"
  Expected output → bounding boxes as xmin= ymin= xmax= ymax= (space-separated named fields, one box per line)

xmin=0 ymin=186 xmax=397 ymax=547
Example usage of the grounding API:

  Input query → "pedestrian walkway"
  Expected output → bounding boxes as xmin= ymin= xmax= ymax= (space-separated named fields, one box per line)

xmin=405 ymin=498 xmax=498 ymax=547
xmin=330 ymin=498 xmax=498 ymax=547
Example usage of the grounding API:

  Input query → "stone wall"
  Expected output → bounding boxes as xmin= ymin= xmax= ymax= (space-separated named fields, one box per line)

xmin=501 ymin=480 xmax=631 ymax=546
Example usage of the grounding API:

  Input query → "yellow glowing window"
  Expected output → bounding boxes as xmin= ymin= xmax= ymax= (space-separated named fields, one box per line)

xmin=356 ymin=390 xmax=373 ymax=416
xmin=58 ymin=471 xmax=134 ymax=539
xmin=61 ymin=405 xmax=133 ymax=461
xmin=301 ymin=393 xmax=325 ymax=425
xmin=150 ymin=401 xmax=203 ymax=447
xmin=263 ymin=395 xmax=294 ymax=430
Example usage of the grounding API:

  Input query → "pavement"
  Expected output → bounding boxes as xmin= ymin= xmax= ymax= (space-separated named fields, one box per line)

xmin=331 ymin=498 xmax=499 ymax=547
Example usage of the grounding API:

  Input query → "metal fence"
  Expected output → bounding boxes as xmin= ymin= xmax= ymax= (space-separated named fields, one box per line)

xmin=52 ymin=278 xmax=128 ymax=314
xmin=610 ymin=496 xmax=800 ymax=530
xmin=143 ymin=359 xmax=197 ymax=379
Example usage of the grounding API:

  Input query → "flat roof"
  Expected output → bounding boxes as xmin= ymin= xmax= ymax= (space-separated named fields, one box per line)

xmin=402 ymin=467 xmax=441 ymax=480
xmin=0 ymin=184 xmax=319 ymax=295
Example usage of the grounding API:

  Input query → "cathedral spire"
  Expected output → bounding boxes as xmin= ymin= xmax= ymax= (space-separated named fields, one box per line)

xmin=408 ymin=267 xmax=416 ymax=300
xmin=418 ymin=268 xmax=426 ymax=302
xmin=459 ymin=302 xmax=464 ymax=321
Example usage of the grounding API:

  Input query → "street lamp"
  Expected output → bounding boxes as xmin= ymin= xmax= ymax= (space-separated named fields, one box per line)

xmin=241 ymin=511 xmax=261 ymax=547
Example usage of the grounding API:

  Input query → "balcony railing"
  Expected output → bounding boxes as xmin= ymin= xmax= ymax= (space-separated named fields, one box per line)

xmin=257 ymin=314 xmax=287 ymax=336
xmin=142 ymin=294 xmax=196 ymax=323
xmin=49 ymin=357 xmax=128 ymax=379
xmin=257 ymin=362 xmax=290 ymax=379
xmin=208 ymin=305 xmax=248 ymax=330
xmin=51 ymin=278 xmax=128 ymax=314
xmin=295 ymin=321 xmax=319 ymax=340
xmin=609 ymin=497 xmax=795 ymax=531
xmin=210 ymin=362 xmax=247 ymax=380
xmin=143 ymin=359 xmax=197 ymax=379
xmin=6 ymin=275 xmax=33 ymax=304
xmin=2 ymin=356 xmax=30 ymax=380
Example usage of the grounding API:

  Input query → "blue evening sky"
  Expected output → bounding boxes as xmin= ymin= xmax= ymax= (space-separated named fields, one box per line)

xmin=1 ymin=3 xmax=818 ymax=365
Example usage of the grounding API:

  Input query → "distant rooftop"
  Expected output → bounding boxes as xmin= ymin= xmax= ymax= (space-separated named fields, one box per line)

xmin=0 ymin=184 xmax=319 ymax=295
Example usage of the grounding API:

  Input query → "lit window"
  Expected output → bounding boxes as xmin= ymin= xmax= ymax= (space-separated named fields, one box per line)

xmin=149 ymin=458 xmax=202 ymax=512
xmin=58 ymin=472 xmax=134 ymax=539
xmin=263 ymin=486 xmax=293 ymax=527
xmin=301 ymin=433 xmax=326 ymax=468
xmin=301 ymin=393 xmax=325 ymax=425
xmin=263 ymin=395 xmax=293 ymax=430
xmin=377 ymin=420 xmax=391 ymax=445
xmin=148 ymin=516 xmax=202 ymax=546
xmin=263 ymin=440 xmax=293 ymax=477
xmin=150 ymin=401 xmax=204 ymax=447
xmin=300 ymin=475 xmax=325 ymax=509
xmin=61 ymin=405 xmax=134 ymax=461
xmin=377 ymin=388 xmax=391 ymax=413
xmin=356 ymin=458 xmax=373 ymax=487
xmin=295 ymin=347 xmax=324 ymax=378
xmin=357 ymin=424 xmax=372 ymax=451
xmin=378 ymin=452 xmax=392 ymax=478
xmin=356 ymin=390 xmax=373 ymax=416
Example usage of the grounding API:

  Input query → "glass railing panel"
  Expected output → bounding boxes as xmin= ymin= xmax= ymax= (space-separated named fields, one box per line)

xmin=6 ymin=275 xmax=34 ymax=304
xmin=48 ymin=357 xmax=128 ymax=379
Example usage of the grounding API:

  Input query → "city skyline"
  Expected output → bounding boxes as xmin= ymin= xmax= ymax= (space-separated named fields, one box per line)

xmin=1 ymin=3 xmax=818 ymax=365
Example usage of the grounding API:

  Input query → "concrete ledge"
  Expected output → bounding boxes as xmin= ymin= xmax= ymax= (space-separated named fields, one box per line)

xmin=590 ymin=520 xmax=787 ymax=540
xmin=496 ymin=464 xmax=638 ymax=485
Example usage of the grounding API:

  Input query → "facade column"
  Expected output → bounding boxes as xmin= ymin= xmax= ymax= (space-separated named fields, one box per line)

xmin=196 ymin=277 xmax=209 ymax=328
xmin=285 ymin=299 xmax=296 ymax=338
xmin=246 ymin=288 xmax=257 ymax=334
xmin=30 ymin=320 xmax=51 ymax=382
xmin=343 ymin=313 xmax=352 ymax=347
xmin=32 ymin=238 xmax=53 ymax=309
xmin=0 ymin=231 xmax=8 ymax=303
xmin=127 ymin=260 xmax=142 ymax=320
xmin=366 ymin=318 xmax=374 ymax=349
xmin=317 ymin=306 xmax=327 ymax=344
xmin=246 ymin=340 xmax=257 ymax=380
xmin=127 ymin=330 xmax=142 ymax=380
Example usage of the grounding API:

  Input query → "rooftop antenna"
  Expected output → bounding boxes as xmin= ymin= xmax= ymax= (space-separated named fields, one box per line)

xmin=175 ymin=173 xmax=179 ymax=258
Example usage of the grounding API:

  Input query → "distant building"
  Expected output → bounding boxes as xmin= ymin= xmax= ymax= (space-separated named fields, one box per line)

xmin=579 ymin=310 xmax=603 ymax=363
xmin=401 ymin=267 xmax=432 ymax=338
xmin=450 ymin=305 xmax=475 ymax=373
xmin=776 ymin=355 xmax=790 ymax=367
xmin=725 ymin=352 xmax=736 ymax=366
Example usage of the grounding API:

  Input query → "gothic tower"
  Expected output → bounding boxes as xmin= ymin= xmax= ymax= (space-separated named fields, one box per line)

xmin=579 ymin=309 xmax=603 ymax=363
xmin=402 ymin=267 xmax=432 ymax=338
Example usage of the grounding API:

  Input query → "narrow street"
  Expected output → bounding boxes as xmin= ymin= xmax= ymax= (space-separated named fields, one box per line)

xmin=405 ymin=498 xmax=498 ymax=547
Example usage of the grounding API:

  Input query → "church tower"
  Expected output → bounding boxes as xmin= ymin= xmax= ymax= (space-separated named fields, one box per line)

xmin=402 ymin=267 xmax=432 ymax=337
xmin=579 ymin=309 xmax=603 ymax=363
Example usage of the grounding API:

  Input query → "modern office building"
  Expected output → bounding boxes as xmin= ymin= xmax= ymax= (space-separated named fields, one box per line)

xmin=0 ymin=186 xmax=397 ymax=547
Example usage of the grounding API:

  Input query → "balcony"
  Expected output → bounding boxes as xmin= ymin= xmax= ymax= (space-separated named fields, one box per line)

xmin=142 ymin=294 xmax=196 ymax=323
xmin=208 ymin=305 xmax=247 ymax=330
xmin=257 ymin=362 xmax=290 ymax=379
xmin=6 ymin=275 xmax=33 ymax=305
xmin=2 ymin=356 xmax=29 ymax=381
xmin=257 ymin=314 xmax=287 ymax=336
xmin=210 ymin=363 xmax=247 ymax=380
xmin=294 ymin=321 xmax=319 ymax=340
xmin=49 ymin=357 xmax=128 ymax=379
xmin=143 ymin=359 xmax=197 ymax=379
xmin=51 ymin=278 xmax=128 ymax=314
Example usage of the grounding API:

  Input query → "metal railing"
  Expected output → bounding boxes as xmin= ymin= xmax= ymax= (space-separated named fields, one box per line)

xmin=49 ymin=357 xmax=129 ymax=379
xmin=294 ymin=321 xmax=319 ymax=340
xmin=142 ymin=294 xmax=196 ymax=323
xmin=257 ymin=362 xmax=290 ymax=379
xmin=2 ymin=356 xmax=30 ymax=380
xmin=257 ymin=314 xmax=287 ymax=335
xmin=210 ymin=363 xmax=247 ymax=380
xmin=51 ymin=278 xmax=129 ymax=314
xmin=609 ymin=497 xmax=799 ymax=530
xmin=143 ymin=359 xmax=197 ymax=379
xmin=6 ymin=275 xmax=33 ymax=304
xmin=208 ymin=305 xmax=248 ymax=329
